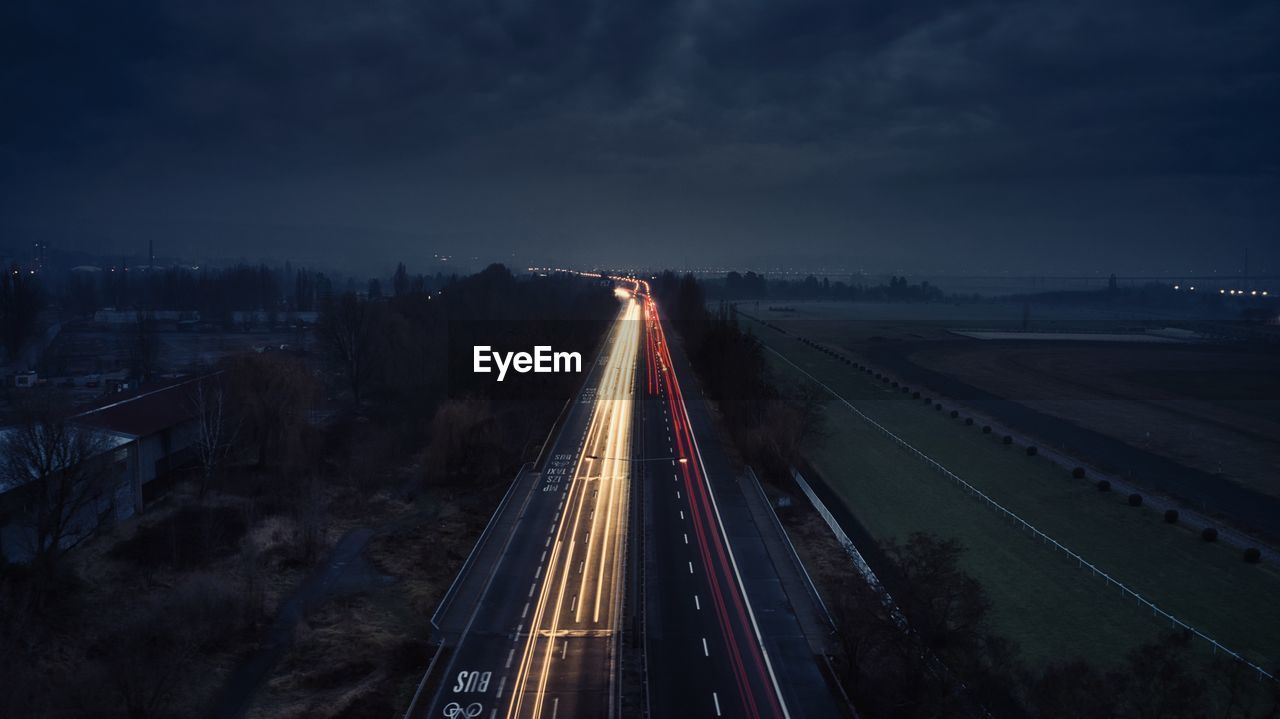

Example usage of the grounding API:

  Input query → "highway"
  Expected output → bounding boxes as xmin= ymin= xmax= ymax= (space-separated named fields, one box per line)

xmin=635 ymin=281 xmax=789 ymax=719
xmin=419 ymin=278 xmax=839 ymax=719
xmin=422 ymin=289 xmax=642 ymax=719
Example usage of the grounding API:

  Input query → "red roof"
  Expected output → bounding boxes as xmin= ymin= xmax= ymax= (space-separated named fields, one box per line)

xmin=76 ymin=375 xmax=215 ymax=437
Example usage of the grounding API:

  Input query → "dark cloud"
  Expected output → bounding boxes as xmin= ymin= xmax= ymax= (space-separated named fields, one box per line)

xmin=1 ymin=0 xmax=1277 ymax=273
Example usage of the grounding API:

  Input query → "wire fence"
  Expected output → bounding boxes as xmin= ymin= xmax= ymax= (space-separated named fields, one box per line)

xmin=765 ymin=342 xmax=1275 ymax=682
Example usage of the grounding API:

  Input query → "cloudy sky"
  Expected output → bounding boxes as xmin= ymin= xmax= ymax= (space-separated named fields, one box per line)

xmin=2 ymin=0 xmax=1278 ymax=276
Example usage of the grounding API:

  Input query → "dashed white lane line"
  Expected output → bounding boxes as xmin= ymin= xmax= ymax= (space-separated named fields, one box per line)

xmin=694 ymin=594 xmax=701 ymax=610
xmin=713 ymin=692 xmax=722 ymax=716
xmin=535 ymin=566 xmax=543 ymax=578
xmin=506 ymin=648 xmax=516 ymax=668
xmin=683 ymin=533 xmax=688 ymax=544
xmin=528 ymin=582 xmax=537 ymax=598
xmin=522 ymin=602 xmax=530 ymax=619
xmin=540 ymin=550 xmax=547 ymax=562
xmin=545 ymin=536 xmax=552 ymax=547
xmin=702 ymin=637 xmax=710 ymax=657
xmin=688 ymin=561 xmax=694 ymax=574
xmin=679 ymin=510 xmax=684 ymax=520
xmin=676 ymin=490 xmax=681 ymax=499
xmin=496 ymin=675 xmax=507 ymax=698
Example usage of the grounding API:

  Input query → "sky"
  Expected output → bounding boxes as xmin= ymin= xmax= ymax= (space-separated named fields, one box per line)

xmin=2 ymin=0 xmax=1278 ymax=277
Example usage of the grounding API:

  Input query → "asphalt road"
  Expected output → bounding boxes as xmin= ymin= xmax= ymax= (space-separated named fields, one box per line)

xmin=638 ymin=285 xmax=844 ymax=719
xmin=421 ymin=295 xmax=641 ymax=719
xmin=419 ymin=281 xmax=843 ymax=719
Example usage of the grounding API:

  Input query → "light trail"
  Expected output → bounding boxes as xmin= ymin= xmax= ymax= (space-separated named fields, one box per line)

xmin=505 ymin=292 xmax=641 ymax=719
xmin=639 ymin=279 xmax=790 ymax=719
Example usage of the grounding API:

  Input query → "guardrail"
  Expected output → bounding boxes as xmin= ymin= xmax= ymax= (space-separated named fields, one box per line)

xmin=430 ymin=461 xmax=533 ymax=632
xmin=765 ymin=343 xmax=1275 ymax=681
xmin=744 ymin=467 xmax=837 ymax=629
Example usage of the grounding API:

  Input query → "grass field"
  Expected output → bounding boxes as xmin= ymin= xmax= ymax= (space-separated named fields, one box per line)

xmin=755 ymin=323 xmax=1280 ymax=671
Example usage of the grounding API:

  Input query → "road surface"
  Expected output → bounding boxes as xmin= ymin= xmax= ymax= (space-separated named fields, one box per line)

xmin=422 ymin=292 xmax=641 ymax=719
xmin=418 ymin=279 xmax=842 ymax=719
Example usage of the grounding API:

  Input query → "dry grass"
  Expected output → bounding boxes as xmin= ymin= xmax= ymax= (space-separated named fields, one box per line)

xmin=244 ymin=482 xmax=501 ymax=719
xmin=249 ymin=594 xmax=427 ymax=719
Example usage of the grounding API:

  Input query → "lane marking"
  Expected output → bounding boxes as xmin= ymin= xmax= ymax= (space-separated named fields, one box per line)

xmin=688 ymin=561 xmax=694 ymax=574
xmin=703 ymin=637 xmax=710 ymax=657
xmin=683 ymin=533 xmax=688 ymax=544
xmin=694 ymin=594 xmax=700 ymax=610
xmin=713 ymin=692 xmax=721 ymax=716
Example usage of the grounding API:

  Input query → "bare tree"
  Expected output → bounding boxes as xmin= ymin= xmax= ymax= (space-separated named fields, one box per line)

xmin=319 ymin=291 xmax=378 ymax=403
xmin=129 ymin=310 xmax=161 ymax=382
xmin=226 ymin=353 xmax=316 ymax=469
xmin=190 ymin=375 xmax=239 ymax=498
xmin=0 ymin=263 xmax=42 ymax=362
xmin=1 ymin=401 xmax=113 ymax=580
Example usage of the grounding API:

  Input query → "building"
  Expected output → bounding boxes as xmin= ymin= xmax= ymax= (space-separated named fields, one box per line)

xmin=0 ymin=375 xmax=212 ymax=563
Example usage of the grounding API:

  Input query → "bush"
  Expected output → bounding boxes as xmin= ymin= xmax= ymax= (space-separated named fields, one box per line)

xmin=964 ymin=418 xmax=974 ymax=426
xmin=912 ymin=391 xmax=920 ymax=399
xmin=1128 ymin=493 xmax=1143 ymax=507
xmin=982 ymin=425 xmax=992 ymax=434
xmin=1025 ymin=446 xmax=1038 ymax=456
xmin=923 ymin=397 xmax=932 ymax=404
xmin=950 ymin=410 xmax=959 ymax=418
xmin=1244 ymin=547 xmax=1262 ymax=563
xmin=1002 ymin=435 xmax=1013 ymax=445
xmin=935 ymin=404 xmax=943 ymax=411
xmin=1072 ymin=467 xmax=1085 ymax=479
xmin=1164 ymin=509 xmax=1179 ymax=524
xmin=1097 ymin=479 xmax=1111 ymax=492
xmin=1201 ymin=527 xmax=1218 ymax=542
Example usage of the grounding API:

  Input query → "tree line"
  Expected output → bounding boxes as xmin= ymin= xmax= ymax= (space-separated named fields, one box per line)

xmin=715 ymin=270 xmax=945 ymax=302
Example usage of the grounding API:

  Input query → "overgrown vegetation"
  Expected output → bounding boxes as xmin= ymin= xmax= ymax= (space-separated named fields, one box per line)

xmin=655 ymin=271 xmax=825 ymax=477
xmin=0 ymin=264 xmax=615 ymax=718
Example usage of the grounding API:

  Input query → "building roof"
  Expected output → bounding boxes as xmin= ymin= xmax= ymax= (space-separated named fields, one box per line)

xmin=75 ymin=375 xmax=213 ymax=438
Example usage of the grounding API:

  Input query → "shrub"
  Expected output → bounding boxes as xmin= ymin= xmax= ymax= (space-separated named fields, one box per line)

xmin=1164 ymin=509 xmax=1179 ymax=524
xmin=912 ymin=392 xmax=920 ymax=399
xmin=1072 ymin=467 xmax=1085 ymax=479
xmin=923 ymin=397 xmax=932 ymax=404
xmin=964 ymin=418 xmax=974 ymax=426
xmin=1127 ymin=493 xmax=1143 ymax=507
xmin=1002 ymin=435 xmax=1013 ymax=445
xmin=1025 ymin=446 xmax=1038 ymax=456
xmin=1097 ymin=479 xmax=1111 ymax=492
xmin=1244 ymin=548 xmax=1262 ymax=564
xmin=936 ymin=404 xmax=943 ymax=411
xmin=1201 ymin=527 xmax=1218 ymax=542
xmin=982 ymin=425 xmax=992 ymax=434
xmin=950 ymin=410 xmax=959 ymax=418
